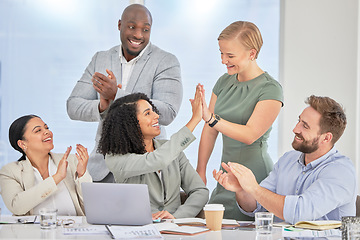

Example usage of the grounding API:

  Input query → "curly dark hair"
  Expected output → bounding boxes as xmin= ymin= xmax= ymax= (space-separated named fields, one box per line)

xmin=98 ymin=93 xmax=159 ymax=155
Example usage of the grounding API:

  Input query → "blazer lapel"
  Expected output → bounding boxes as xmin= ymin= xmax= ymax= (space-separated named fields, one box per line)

xmin=153 ymin=139 xmax=169 ymax=201
xmin=111 ymin=46 xmax=122 ymax=86
xmin=126 ymin=43 xmax=153 ymax=92
xmin=161 ymin=167 xmax=170 ymax=202
xmin=21 ymin=158 xmax=40 ymax=215
xmin=21 ymin=158 xmax=36 ymax=191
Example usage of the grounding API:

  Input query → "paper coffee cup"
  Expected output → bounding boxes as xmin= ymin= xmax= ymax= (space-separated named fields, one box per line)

xmin=203 ymin=204 xmax=225 ymax=231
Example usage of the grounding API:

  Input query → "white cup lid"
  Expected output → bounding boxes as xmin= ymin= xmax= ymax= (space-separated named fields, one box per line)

xmin=203 ymin=204 xmax=225 ymax=211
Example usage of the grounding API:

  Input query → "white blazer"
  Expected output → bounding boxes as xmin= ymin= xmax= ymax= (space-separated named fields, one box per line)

xmin=0 ymin=152 xmax=92 ymax=216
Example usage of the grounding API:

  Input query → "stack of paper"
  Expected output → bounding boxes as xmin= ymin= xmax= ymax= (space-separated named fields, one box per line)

xmin=106 ymin=224 xmax=163 ymax=239
xmin=154 ymin=222 xmax=209 ymax=236
xmin=294 ymin=220 xmax=342 ymax=230
xmin=282 ymin=228 xmax=341 ymax=238
xmin=63 ymin=226 xmax=109 ymax=235
xmin=282 ymin=220 xmax=342 ymax=238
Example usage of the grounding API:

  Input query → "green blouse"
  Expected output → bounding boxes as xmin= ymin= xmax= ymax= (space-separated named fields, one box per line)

xmin=209 ymin=72 xmax=283 ymax=220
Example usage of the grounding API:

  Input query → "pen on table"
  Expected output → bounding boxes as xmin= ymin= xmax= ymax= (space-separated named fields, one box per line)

xmin=105 ymin=225 xmax=115 ymax=239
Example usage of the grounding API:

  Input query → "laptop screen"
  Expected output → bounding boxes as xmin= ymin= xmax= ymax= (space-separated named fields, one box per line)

xmin=81 ymin=182 xmax=152 ymax=225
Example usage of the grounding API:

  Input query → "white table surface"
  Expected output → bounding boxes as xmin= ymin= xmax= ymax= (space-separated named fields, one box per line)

xmin=0 ymin=216 xmax=341 ymax=240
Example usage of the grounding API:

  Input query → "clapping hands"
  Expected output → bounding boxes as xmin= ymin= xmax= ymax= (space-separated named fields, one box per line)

xmin=213 ymin=162 xmax=258 ymax=195
xmin=75 ymin=144 xmax=89 ymax=178
xmin=52 ymin=144 xmax=89 ymax=185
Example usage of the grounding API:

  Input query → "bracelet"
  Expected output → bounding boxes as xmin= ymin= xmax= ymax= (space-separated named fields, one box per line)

xmin=209 ymin=114 xmax=221 ymax=128
xmin=205 ymin=113 xmax=213 ymax=123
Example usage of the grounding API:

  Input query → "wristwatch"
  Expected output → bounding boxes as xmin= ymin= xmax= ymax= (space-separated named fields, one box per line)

xmin=209 ymin=114 xmax=221 ymax=127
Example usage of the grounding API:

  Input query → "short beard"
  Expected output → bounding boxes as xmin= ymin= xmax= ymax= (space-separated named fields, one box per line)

xmin=125 ymin=47 xmax=141 ymax=58
xmin=292 ymin=135 xmax=320 ymax=154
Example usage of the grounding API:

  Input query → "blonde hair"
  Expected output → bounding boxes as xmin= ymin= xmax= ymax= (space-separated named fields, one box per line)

xmin=218 ymin=21 xmax=263 ymax=59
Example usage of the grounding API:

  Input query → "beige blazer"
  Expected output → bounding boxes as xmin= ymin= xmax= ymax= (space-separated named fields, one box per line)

xmin=0 ymin=152 xmax=92 ymax=216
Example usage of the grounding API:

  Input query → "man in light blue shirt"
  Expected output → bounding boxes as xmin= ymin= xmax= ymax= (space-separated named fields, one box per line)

xmin=213 ymin=95 xmax=357 ymax=224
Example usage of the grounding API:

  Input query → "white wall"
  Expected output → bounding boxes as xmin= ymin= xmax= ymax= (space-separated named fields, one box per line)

xmin=279 ymin=0 xmax=360 ymax=191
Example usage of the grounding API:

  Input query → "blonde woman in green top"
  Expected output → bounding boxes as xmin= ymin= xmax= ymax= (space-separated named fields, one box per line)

xmin=196 ymin=21 xmax=284 ymax=220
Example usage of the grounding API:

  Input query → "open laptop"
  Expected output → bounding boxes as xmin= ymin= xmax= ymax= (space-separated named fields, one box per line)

xmin=81 ymin=182 xmax=153 ymax=225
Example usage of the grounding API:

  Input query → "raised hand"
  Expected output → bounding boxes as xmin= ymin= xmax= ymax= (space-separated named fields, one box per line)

xmin=53 ymin=146 xmax=71 ymax=184
xmin=75 ymin=144 xmax=89 ymax=178
xmin=197 ymin=84 xmax=212 ymax=122
xmin=186 ymin=84 xmax=204 ymax=132
xmin=189 ymin=84 xmax=203 ymax=123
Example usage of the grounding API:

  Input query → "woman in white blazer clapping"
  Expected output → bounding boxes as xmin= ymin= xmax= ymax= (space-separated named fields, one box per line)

xmin=0 ymin=115 xmax=92 ymax=216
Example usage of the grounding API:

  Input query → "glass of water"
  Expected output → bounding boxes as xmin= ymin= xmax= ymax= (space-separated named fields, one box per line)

xmin=348 ymin=222 xmax=360 ymax=240
xmin=39 ymin=208 xmax=57 ymax=229
xmin=255 ymin=212 xmax=274 ymax=234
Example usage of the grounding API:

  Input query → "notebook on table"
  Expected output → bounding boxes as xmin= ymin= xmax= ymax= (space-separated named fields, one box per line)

xmin=81 ymin=182 xmax=152 ymax=226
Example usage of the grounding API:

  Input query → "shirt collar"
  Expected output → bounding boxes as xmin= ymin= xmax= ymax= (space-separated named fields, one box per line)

xmin=119 ymin=43 xmax=149 ymax=64
xmin=297 ymin=146 xmax=338 ymax=168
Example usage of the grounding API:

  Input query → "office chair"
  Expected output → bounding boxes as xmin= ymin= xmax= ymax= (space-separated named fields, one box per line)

xmin=180 ymin=191 xmax=205 ymax=218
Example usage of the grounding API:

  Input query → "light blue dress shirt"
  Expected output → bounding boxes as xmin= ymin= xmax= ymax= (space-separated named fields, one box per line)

xmin=239 ymin=147 xmax=357 ymax=224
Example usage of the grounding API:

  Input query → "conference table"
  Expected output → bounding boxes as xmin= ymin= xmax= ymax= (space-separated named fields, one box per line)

xmin=0 ymin=216 xmax=341 ymax=239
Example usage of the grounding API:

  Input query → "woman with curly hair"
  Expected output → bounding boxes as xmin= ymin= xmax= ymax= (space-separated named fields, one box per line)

xmin=98 ymin=88 xmax=208 ymax=220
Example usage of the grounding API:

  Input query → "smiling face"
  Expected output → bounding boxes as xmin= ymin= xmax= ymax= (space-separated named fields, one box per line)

xmin=118 ymin=5 xmax=152 ymax=61
xmin=218 ymin=38 xmax=255 ymax=77
xmin=136 ymin=99 xmax=160 ymax=141
xmin=292 ymin=107 xmax=323 ymax=154
xmin=17 ymin=117 xmax=54 ymax=155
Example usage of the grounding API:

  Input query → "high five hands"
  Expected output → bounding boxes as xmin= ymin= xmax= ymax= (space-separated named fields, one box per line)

xmin=186 ymin=84 xmax=204 ymax=132
xmin=196 ymin=84 xmax=212 ymax=123
xmin=189 ymin=84 xmax=203 ymax=123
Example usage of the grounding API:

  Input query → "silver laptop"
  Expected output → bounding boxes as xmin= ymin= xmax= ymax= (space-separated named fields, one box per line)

xmin=81 ymin=182 xmax=152 ymax=225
